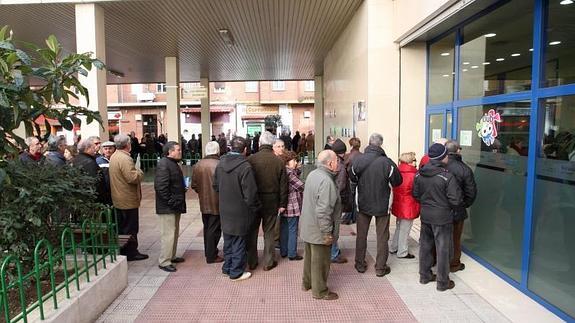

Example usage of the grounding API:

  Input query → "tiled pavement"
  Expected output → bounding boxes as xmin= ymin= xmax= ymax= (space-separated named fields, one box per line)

xmin=97 ymin=183 xmax=513 ymax=323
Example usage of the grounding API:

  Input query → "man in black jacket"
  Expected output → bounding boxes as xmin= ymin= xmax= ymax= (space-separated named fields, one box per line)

xmin=413 ymin=143 xmax=463 ymax=291
xmin=214 ymin=137 xmax=261 ymax=281
xmin=351 ymin=133 xmax=402 ymax=277
xmin=154 ymin=141 xmax=187 ymax=272
xmin=445 ymin=140 xmax=477 ymax=273
xmin=71 ymin=136 xmax=106 ymax=204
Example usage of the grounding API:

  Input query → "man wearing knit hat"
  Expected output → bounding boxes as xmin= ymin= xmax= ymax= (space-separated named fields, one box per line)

xmin=412 ymin=143 xmax=463 ymax=291
xmin=329 ymin=139 xmax=350 ymax=264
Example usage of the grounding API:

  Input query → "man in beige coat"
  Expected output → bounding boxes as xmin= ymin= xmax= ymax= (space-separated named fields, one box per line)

xmin=110 ymin=134 xmax=147 ymax=261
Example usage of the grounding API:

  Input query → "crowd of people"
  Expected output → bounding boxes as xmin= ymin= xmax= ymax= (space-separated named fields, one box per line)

xmin=16 ymin=129 xmax=477 ymax=300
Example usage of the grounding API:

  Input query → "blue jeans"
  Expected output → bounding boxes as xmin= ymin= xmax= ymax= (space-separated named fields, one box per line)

xmin=331 ymin=241 xmax=341 ymax=261
xmin=222 ymin=233 xmax=247 ymax=279
xmin=280 ymin=216 xmax=299 ymax=258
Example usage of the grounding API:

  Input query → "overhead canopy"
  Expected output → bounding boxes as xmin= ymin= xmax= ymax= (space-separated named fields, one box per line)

xmin=0 ymin=0 xmax=362 ymax=83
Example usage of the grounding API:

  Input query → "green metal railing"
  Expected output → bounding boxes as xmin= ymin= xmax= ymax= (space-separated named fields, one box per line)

xmin=0 ymin=209 xmax=119 ymax=323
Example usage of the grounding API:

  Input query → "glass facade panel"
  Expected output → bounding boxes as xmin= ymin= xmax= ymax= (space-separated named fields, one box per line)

xmin=447 ymin=112 xmax=453 ymax=139
xmin=544 ymin=1 xmax=575 ymax=87
xmin=428 ymin=33 xmax=455 ymax=105
xmin=529 ymin=96 xmax=575 ymax=318
xmin=459 ymin=101 xmax=530 ymax=282
xmin=459 ymin=1 xmax=533 ymax=99
xmin=428 ymin=114 xmax=445 ymax=146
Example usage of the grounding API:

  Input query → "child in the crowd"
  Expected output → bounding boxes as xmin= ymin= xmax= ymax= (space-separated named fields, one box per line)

xmin=390 ymin=152 xmax=420 ymax=259
xmin=280 ymin=151 xmax=304 ymax=260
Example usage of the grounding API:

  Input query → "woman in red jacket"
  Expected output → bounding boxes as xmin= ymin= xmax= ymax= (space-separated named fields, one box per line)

xmin=390 ymin=152 xmax=420 ymax=259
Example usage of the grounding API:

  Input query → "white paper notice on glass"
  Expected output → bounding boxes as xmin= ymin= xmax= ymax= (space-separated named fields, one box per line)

xmin=460 ymin=130 xmax=473 ymax=146
xmin=432 ymin=129 xmax=442 ymax=142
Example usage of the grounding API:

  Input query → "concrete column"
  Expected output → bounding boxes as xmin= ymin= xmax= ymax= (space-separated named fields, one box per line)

xmin=200 ymin=78 xmax=210 ymax=155
xmin=75 ymin=3 xmax=107 ymax=140
xmin=165 ymin=57 xmax=180 ymax=142
xmin=314 ymin=75 xmax=324 ymax=156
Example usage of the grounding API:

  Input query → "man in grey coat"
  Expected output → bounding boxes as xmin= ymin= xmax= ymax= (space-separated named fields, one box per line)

xmin=300 ymin=150 xmax=341 ymax=300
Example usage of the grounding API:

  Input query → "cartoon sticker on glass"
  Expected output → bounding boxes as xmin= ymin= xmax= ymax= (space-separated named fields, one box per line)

xmin=476 ymin=109 xmax=502 ymax=146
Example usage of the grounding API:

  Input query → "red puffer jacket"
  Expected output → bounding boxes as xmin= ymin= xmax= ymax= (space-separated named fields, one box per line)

xmin=391 ymin=162 xmax=420 ymax=220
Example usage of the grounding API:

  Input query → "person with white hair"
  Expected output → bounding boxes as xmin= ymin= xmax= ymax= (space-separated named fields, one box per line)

xmin=71 ymin=136 xmax=106 ymax=203
xmin=191 ymin=141 xmax=224 ymax=264
xmin=351 ymin=133 xmax=403 ymax=277
xmin=45 ymin=135 xmax=68 ymax=167
xmin=19 ymin=136 xmax=44 ymax=164
xmin=247 ymin=131 xmax=288 ymax=271
xmin=109 ymin=133 xmax=147 ymax=261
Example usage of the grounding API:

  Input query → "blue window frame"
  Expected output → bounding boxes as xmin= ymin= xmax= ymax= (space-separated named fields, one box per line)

xmin=425 ymin=0 xmax=575 ymax=320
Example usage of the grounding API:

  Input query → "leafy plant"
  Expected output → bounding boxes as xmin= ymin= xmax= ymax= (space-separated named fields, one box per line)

xmin=264 ymin=114 xmax=282 ymax=135
xmin=0 ymin=25 xmax=105 ymax=157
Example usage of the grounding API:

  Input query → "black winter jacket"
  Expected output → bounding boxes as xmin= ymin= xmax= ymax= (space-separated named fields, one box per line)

xmin=154 ymin=157 xmax=187 ymax=214
xmin=350 ymin=145 xmax=402 ymax=216
xmin=412 ymin=160 xmax=463 ymax=225
xmin=445 ymin=154 xmax=477 ymax=221
xmin=214 ymin=153 xmax=262 ymax=236
xmin=247 ymin=145 xmax=288 ymax=208
xmin=71 ymin=153 xmax=106 ymax=204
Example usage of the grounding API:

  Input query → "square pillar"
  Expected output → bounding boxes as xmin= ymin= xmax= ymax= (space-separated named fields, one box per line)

xmin=165 ymin=57 xmax=181 ymax=142
xmin=200 ymin=78 xmax=210 ymax=155
xmin=314 ymin=75 xmax=324 ymax=156
xmin=75 ymin=3 xmax=107 ymax=140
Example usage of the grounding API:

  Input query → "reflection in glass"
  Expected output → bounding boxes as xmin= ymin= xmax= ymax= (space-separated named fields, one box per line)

xmin=529 ymin=96 xmax=575 ymax=318
xmin=428 ymin=33 xmax=455 ymax=105
xmin=459 ymin=0 xmax=533 ymax=99
xmin=428 ymin=114 xmax=445 ymax=146
xmin=447 ymin=112 xmax=453 ymax=139
xmin=544 ymin=1 xmax=575 ymax=86
xmin=459 ymin=101 xmax=530 ymax=282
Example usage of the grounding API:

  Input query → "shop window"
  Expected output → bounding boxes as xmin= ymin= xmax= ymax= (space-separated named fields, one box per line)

xmin=428 ymin=113 xmax=445 ymax=146
xmin=245 ymin=81 xmax=258 ymax=92
xmin=214 ymin=82 xmax=226 ymax=93
xmin=304 ymin=80 xmax=315 ymax=92
xmin=428 ymin=33 xmax=455 ymax=105
xmin=458 ymin=101 xmax=531 ymax=283
xmin=529 ymin=95 xmax=575 ymax=318
xmin=459 ymin=0 xmax=533 ymax=99
xmin=544 ymin=0 xmax=575 ymax=87
xmin=272 ymin=81 xmax=285 ymax=91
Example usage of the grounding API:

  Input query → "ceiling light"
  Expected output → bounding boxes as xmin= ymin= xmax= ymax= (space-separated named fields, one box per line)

xmin=496 ymin=58 xmax=505 ymax=62
xmin=463 ymin=62 xmax=470 ymax=65
xmin=483 ymin=62 xmax=491 ymax=65
xmin=529 ymin=48 xmax=534 ymax=51
xmin=560 ymin=0 xmax=573 ymax=5
xmin=549 ymin=41 xmax=562 ymax=45
xmin=462 ymin=69 xmax=468 ymax=72
xmin=484 ymin=33 xmax=497 ymax=38
xmin=218 ymin=29 xmax=235 ymax=47
xmin=511 ymin=53 xmax=521 ymax=57
xmin=442 ymin=74 xmax=450 ymax=77
xmin=440 ymin=52 xmax=450 ymax=56
xmin=471 ymin=65 xmax=479 ymax=69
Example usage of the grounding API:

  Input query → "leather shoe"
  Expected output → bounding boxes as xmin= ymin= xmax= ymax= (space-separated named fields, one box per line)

xmin=248 ymin=263 xmax=258 ymax=270
xmin=376 ymin=266 xmax=391 ymax=277
xmin=355 ymin=264 xmax=367 ymax=273
xmin=289 ymin=255 xmax=303 ymax=261
xmin=331 ymin=256 xmax=348 ymax=264
xmin=301 ymin=285 xmax=311 ymax=291
xmin=127 ymin=253 xmax=149 ymax=261
xmin=207 ymin=256 xmax=224 ymax=264
xmin=313 ymin=291 xmax=339 ymax=300
xmin=437 ymin=280 xmax=455 ymax=291
xmin=450 ymin=263 xmax=465 ymax=273
xmin=419 ymin=274 xmax=437 ymax=284
xmin=171 ymin=257 xmax=185 ymax=263
xmin=398 ymin=254 xmax=415 ymax=259
xmin=158 ymin=265 xmax=177 ymax=272
xmin=263 ymin=261 xmax=278 ymax=271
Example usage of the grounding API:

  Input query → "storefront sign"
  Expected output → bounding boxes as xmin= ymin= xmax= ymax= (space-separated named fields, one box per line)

xmin=460 ymin=130 xmax=473 ymax=147
xmin=108 ymin=111 xmax=122 ymax=120
xmin=476 ymin=109 xmax=502 ymax=146
xmin=187 ymin=86 xmax=208 ymax=100
xmin=245 ymin=106 xmax=279 ymax=115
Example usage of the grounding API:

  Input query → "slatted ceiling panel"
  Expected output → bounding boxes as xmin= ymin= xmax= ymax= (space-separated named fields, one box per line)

xmin=0 ymin=0 xmax=363 ymax=83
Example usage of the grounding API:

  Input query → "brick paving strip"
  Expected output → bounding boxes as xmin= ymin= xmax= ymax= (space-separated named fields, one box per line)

xmin=135 ymin=249 xmax=417 ymax=322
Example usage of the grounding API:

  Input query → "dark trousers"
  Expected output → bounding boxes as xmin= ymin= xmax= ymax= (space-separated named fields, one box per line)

xmin=222 ymin=233 xmax=247 ymax=279
xmin=280 ymin=216 xmax=299 ymax=258
xmin=247 ymin=196 xmax=278 ymax=268
xmin=450 ymin=220 xmax=465 ymax=270
xmin=202 ymin=214 xmax=222 ymax=262
xmin=355 ymin=212 xmax=390 ymax=272
xmin=115 ymin=208 xmax=140 ymax=257
xmin=419 ymin=222 xmax=453 ymax=289
xmin=302 ymin=242 xmax=332 ymax=298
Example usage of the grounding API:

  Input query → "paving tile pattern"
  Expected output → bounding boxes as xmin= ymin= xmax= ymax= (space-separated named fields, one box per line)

xmin=136 ymin=250 xmax=416 ymax=323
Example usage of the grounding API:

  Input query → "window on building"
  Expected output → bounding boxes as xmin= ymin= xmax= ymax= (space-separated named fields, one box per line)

xmin=543 ymin=0 xmax=575 ymax=87
xmin=428 ymin=33 xmax=455 ymax=105
xmin=131 ymin=84 xmax=143 ymax=94
xmin=245 ymin=81 xmax=258 ymax=92
xmin=272 ymin=81 xmax=286 ymax=91
xmin=459 ymin=0 xmax=533 ymax=99
xmin=304 ymin=81 xmax=315 ymax=92
xmin=156 ymin=83 xmax=167 ymax=93
xmin=214 ymin=82 xmax=226 ymax=93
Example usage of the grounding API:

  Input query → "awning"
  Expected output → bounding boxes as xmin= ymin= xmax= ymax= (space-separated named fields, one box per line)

xmin=34 ymin=115 xmax=60 ymax=126
xmin=181 ymin=106 xmax=233 ymax=113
